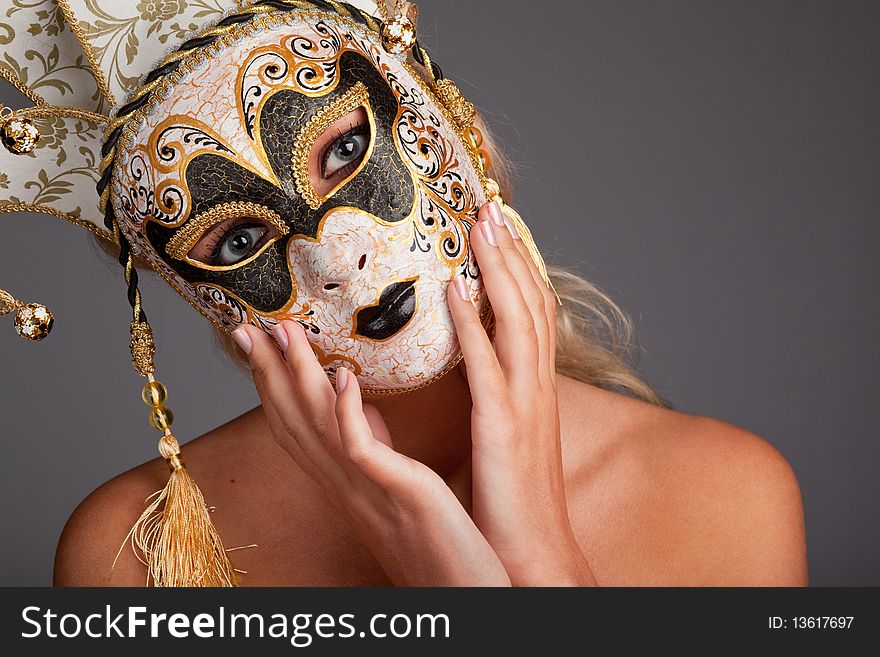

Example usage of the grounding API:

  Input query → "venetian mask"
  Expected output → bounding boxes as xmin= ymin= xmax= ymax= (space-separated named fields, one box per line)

xmin=110 ymin=9 xmax=490 ymax=393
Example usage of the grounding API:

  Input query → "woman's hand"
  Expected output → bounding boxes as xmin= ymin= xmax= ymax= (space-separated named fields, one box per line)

xmin=232 ymin=317 xmax=510 ymax=586
xmin=447 ymin=201 xmax=597 ymax=586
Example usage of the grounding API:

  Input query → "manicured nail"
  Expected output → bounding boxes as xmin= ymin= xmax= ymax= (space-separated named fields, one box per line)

xmin=480 ymin=219 xmax=497 ymax=246
xmin=272 ymin=322 xmax=289 ymax=350
xmin=503 ymin=216 xmax=521 ymax=240
xmin=486 ymin=200 xmax=505 ymax=227
xmin=232 ymin=327 xmax=253 ymax=355
xmin=336 ymin=366 xmax=349 ymax=392
xmin=452 ymin=274 xmax=470 ymax=302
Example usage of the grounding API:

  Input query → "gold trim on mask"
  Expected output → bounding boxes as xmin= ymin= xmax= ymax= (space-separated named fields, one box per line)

xmin=165 ymin=200 xmax=289 ymax=265
xmin=292 ymin=81 xmax=372 ymax=210
xmin=8 ymin=104 xmax=109 ymax=126
xmin=139 ymin=115 xmax=282 ymax=231
xmin=148 ymin=115 xmax=237 ymax=175
xmin=401 ymin=61 xmax=490 ymax=199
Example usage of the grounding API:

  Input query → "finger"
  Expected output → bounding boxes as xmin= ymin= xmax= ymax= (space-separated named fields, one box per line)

xmin=505 ymin=232 xmax=558 ymax=375
xmin=485 ymin=203 xmax=554 ymax=384
xmin=447 ymin=274 xmax=509 ymax=416
xmin=273 ymin=320 xmax=348 ymax=461
xmin=235 ymin=324 xmax=345 ymax=481
xmin=501 ymin=214 xmax=558 ymax=333
xmin=334 ymin=367 xmax=421 ymax=490
xmin=470 ymin=202 xmax=538 ymax=375
xmin=275 ymin=320 xmax=335 ymax=412
xmin=363 ymin=403 xmax=393 ymax=448
xmin=253 ymin=373 xmax=335 ymax=495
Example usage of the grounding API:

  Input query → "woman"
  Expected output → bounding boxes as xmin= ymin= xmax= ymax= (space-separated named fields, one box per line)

xmin=46 ymin=2 xmax=806 ymax=586
xmin=54 ymin=185 xmax=808 ymax=587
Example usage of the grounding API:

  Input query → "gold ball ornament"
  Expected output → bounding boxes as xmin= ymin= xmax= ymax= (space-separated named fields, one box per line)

xmin=148 ymin=406 xmax=175 ymax=432
xmin=1 ymin=117 xmax=40 ymax=155
xmin=141 ymin=380 xmax=169 ymax=407
xmin=381 ymin=15 xmax=417 ymax=54
xmin=13 ymin=303 xmax=54 ymax=341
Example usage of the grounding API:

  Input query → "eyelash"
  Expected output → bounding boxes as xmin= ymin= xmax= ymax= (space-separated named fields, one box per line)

xmin=321 ymin=121 xmax=369 ymax=179
xmin=202 ymin=219 xmax=265 ymax=262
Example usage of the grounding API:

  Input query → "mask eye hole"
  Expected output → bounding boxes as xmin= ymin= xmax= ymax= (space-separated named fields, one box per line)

xmin=187 ymin=216 xmax=281 ymax=268
xmin=309 ymin=106 xmax=372 ymax=199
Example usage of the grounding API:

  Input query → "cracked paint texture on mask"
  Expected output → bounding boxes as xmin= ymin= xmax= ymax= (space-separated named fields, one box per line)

xmin=110 ymin=12 xmax=487 ymax=392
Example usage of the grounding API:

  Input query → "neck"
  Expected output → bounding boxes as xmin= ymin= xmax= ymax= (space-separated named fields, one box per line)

xmin=365 ymin=363 xmax=473 ymax=479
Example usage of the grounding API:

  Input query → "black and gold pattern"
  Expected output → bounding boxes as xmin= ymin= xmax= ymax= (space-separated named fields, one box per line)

xmin=139 ymin=51 xmax=419 ymax=317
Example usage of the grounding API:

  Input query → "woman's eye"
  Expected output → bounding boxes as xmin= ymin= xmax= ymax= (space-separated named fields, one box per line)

xmin=188 ymin=219 xmax=276 ymax=267
xmin=215 ymin=224 xmax=268 ymax=266
xmin=322 ymin=127 xmax=369 ymax=179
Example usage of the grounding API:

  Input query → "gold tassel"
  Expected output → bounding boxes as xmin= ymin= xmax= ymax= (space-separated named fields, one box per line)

xmin=106 ymin=169 xmax=242 ymax=585
xmin=115 ymin=433 xmax=239 ymax=587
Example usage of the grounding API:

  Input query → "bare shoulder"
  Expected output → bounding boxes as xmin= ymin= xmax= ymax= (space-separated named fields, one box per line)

xmin=557 ymin=376 xmax=808 ymax=586
xmin=53 ymin=453 xmax=167 ymax=586
xmin=53 ymin=408 xmax=263 ymax=587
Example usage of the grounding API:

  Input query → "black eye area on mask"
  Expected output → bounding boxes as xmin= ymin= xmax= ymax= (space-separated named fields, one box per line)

xmin=146 ymin=52 xmax=418 ymax=315
xmin=184 ymin=107 xmax=372 ymax=269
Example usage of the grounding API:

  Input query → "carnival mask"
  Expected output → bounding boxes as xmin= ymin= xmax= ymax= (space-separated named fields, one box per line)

xmin=111 ymin=11 xmax=492 ymax=393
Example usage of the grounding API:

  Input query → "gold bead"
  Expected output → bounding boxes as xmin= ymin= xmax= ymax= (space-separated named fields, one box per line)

xmin=13 ymin=303 xmax=53 ymax=341
xmin=381 ymin=16 xmax=417 ymax=54
xmin=141 ymin=380 xmax=168 ymax=407
xmin=148 ymin=406 xmax=174 ymax=432
xmin=478 ymin=149 xmax=491 ymax=172
xmin=1 ymin=117 xmax=40 ymax=155
xmin=468 ymin=128 xmax=484 ymax=151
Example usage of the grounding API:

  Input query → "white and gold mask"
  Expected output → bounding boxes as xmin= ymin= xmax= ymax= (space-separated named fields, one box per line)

xmin=110 ymin=8 xmax=490 ymax=393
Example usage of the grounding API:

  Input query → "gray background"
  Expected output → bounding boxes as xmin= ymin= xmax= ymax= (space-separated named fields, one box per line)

xmin=1 ymin=0 xmax=877 ymax=585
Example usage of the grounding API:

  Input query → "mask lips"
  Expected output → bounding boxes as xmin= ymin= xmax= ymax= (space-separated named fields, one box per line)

xmin=354 ymin=278 xmax=417 ymax=340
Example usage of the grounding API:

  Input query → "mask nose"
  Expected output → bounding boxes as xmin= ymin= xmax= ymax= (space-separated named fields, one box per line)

xmin=322 ymin=252 xmax=369 ymax=290
xmin=294 ymin=210 xmax=374 ymax=290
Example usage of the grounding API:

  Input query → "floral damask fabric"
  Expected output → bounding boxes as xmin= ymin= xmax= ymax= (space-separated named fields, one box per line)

xmin=0 ymin=0 xmax=105 ymax=111
xmin=63 ymin=0 xmax=246 ymax=105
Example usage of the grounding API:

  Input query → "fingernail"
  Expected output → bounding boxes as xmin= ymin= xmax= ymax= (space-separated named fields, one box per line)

xmin=232 ymin=327 xmax=253 ymax=355
xmin=336 ymin=366 xmax=349 ymax=392
xmin=272 ymin=322 xmax=289 ymax=350
xmin=486 ymin=200 xmax=505 ymax=227
xmin=452 ymin=274 xmax=470 ymax=302
xmin=504 ymin=216 xmax=521 ymax=240
xmin=480 ymin=219 xmax=497 ymax=247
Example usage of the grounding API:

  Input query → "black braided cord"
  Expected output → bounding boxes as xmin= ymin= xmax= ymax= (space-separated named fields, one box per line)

xmin=97 ymin=0 xmax=444 ymax=325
